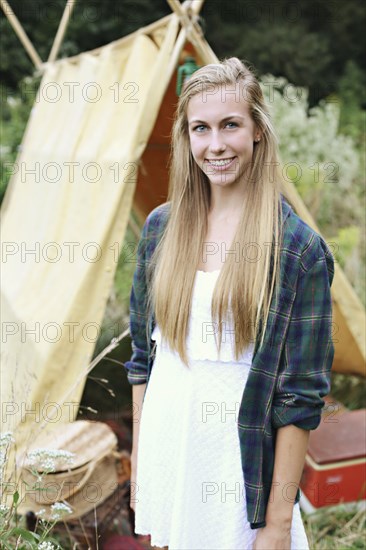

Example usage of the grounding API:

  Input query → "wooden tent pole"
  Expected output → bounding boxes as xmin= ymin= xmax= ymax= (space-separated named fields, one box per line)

xmin=48 ymin=0 xmax=77 ymax=63
xmin=128 ymin=212 xmax=142 ymax=241
xmin=39 ymin=12 xmax=176 ymax=70
xmin=0 ymin=0 xmax=43 ymax=69
xmin=188 ymin=0 xmax=206 ymax=12
xmin=167 ymin=0 xmax=195 ymax=29
xmin=167 ymin=0 xmax=218 ymax=64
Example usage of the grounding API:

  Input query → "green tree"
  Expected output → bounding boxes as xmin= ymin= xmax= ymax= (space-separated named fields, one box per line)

xmin=0 ymin=0 xmax=171 ymax=90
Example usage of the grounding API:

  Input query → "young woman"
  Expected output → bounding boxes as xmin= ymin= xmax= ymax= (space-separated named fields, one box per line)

xmin=124 ymin=57 xmax=335 ymax=550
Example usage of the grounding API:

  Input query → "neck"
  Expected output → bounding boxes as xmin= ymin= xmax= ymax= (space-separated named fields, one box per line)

xmin=208 ymin=185 xmax=246 ymax=221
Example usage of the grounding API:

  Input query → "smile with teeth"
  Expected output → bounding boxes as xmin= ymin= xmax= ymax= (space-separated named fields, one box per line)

xmin=206 ymin=157 xmax=236 ymax=167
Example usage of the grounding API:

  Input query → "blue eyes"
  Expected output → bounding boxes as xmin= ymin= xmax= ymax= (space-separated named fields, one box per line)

xmin=193 ymin=125 xmax=206 ymax=132
xmin=193 ymin=122 xmax=238 ymax=132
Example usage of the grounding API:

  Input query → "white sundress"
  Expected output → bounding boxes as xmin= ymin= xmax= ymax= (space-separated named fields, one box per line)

xmin=134 ymin=269 xmax=309 ymax=550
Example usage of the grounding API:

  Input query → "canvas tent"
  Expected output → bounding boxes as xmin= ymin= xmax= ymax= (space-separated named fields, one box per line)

xmin=1 ymin=0 xmax=365 ymax=454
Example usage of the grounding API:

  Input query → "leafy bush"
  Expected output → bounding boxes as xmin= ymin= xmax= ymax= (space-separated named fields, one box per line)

xmin=337 ymin=60 xmax=366 ymax=143
xmin=261 ymin=75 xmax=365 ymax=304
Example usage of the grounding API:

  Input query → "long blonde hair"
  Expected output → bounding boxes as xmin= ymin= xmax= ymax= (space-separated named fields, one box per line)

xmin=147 ymin=57 xmax=287 ymax=367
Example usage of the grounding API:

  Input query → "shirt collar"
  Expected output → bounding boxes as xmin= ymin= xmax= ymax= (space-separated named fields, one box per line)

xmin=280 ymin=194 xmax=292 ymax=225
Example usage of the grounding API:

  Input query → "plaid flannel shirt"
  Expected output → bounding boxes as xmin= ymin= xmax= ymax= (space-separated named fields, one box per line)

xmin=124 ymin=195 xmax=335 ymax=529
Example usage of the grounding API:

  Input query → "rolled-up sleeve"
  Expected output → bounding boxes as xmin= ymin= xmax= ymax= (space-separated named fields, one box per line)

xmin=272 ymin=238 xmax=335 ymax=430
xmin=124 ymin=217 xmax=150 ymax=386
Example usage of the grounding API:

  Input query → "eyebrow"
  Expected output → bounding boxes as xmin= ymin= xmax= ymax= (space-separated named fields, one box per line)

xmin=188 ymin=115 xmax=245 ymax=125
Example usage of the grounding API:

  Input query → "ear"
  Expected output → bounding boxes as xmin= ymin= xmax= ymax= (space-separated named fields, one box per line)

xmin=254 ymin=127 xmax=262 ymax=143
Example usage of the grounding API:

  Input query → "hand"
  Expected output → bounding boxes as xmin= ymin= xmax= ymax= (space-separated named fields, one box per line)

xmin=253 ymin=524 xmax=291 ymax=550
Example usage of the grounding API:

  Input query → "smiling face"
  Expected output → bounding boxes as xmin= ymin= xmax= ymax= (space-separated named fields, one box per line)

xmin=187 ymin=84 xmax=260 ymax=189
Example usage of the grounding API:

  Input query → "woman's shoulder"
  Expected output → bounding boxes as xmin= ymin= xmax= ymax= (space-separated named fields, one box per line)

xmin=140 ymin=201 xmax=171 ymax=242
xmin=145 ymin=201 xmax=170 ymax=230
xmin=280 ymin=195 xmax=335 ymax=280
xmin=148 ymin=201 xmax=171 ymax=220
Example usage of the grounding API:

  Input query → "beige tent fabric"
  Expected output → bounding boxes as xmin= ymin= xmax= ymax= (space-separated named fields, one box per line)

xmin=1 ymin=14 xmax=180 ymax=448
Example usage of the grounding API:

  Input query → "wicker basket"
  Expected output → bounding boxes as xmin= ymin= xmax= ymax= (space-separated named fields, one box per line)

xmin=49 ymin=450 xmax=135 ymax=549
xmin=17 ymin=421 xmax=119 ymax=520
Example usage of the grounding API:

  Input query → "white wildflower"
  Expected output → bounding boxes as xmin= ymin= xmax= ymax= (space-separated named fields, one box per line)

xmin=27 ymin=448 xmax=75 ymax=473
xmin=35 ymin=508 xmax=46 ymax=517
xmin=37 ymin=542 xmax=56 ymax=550
xmin=0 ymin=145 xmax=11 ymax=159
xmin=0 ymin=432 xmax=14 ymax=447
xmin=6 ymin=96 xmax=20 ymax=108
xmin=50 ymin=501 xmax=73 ymax=520
xmin=0 ymin=504 xmax=9 ymax=516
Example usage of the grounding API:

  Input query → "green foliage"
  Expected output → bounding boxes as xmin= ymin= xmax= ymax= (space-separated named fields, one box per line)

xmin=260 ymin=75 xmax=365 ymax=305
xmin=261 ymin=74 xmax=361 ymax=227
xmin=330 ymin=226 xmax=361 ymax=270
xmin=2 ymin=527 xmax=40 ymax=547
xmin=0 ymin=76 xmax=40 ymax=205
xmin=202 ymin=0 xmax=366 ymax=107
xmin=330 ymin=372 xmax=366 ymax=411
xmin=338 ymin=60 xmax=366 ymax=143
xmin=0 ymin=0 xmax=171 ymax=91
xmin=237 ymin=22 xmax=332 ymax=92
xmin=113 ymin=225 xmax=138 ymax=305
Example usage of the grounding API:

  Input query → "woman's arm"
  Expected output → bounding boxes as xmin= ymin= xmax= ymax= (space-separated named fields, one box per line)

xmin=254 ymin=235 xmax=335 ymax=548
xmin=253 ymin=425 xmax=309 ymax=550
xmin=271 ymin=238 xmax=335 ymax=432
xmin=125 ymin=213 xmax=150 ymax=509
xmin=130 ymin=383 xmax=147 ymax=511
xmin=132 ymin=383 xmax=147 ymax=456
xmin=266 ymin=424 xmax=309 ymax=524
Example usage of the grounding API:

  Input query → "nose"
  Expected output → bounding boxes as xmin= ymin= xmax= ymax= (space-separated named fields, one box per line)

xmin=209 ymin=130 xmax=226 ymax=155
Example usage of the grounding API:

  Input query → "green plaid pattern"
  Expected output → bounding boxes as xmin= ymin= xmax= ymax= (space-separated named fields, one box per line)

xmin=124 ymin=195 xmax=335 ymax=529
